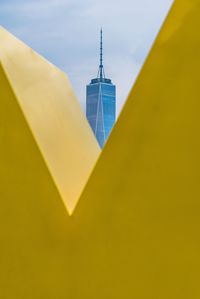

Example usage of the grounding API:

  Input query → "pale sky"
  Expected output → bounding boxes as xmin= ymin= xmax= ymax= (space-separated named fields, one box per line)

xmin=0 ymin=0 xmax=173 ymax=117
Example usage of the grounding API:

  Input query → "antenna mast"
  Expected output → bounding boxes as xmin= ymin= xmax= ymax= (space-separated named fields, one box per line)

xmin=99 ymin=28 xmax=105 ymax=81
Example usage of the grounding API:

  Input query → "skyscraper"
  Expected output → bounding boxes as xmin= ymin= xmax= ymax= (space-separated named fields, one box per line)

xmin=86 ymin=29 xmax=116 ymax=148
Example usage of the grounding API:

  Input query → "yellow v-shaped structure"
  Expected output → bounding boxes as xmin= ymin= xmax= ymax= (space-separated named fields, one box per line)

xmin=0 ymin=26 xmax=100 ymax=215
xmin=1 ymin=0 xmax=200 ymax=298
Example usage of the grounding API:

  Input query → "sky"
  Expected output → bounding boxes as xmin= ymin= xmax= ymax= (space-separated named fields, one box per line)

xmin=0 ymin=0 xmax=173 ymax=117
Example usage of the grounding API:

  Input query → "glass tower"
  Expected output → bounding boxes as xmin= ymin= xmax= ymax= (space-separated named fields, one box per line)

xmin=86 ymin=29 xmax=116 ymax=148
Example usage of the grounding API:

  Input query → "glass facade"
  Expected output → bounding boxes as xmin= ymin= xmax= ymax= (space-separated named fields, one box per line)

xmin=86 ymin=29 xmax=116 ymax=148
xmin=86 ymin=78 xmax=116 ymax=148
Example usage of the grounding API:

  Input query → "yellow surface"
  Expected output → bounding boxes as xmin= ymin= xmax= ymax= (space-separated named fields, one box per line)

xmin=71 ymin=0 xmax=200 ymax=297
xmin=1 ymin=0 xmax=200 ymax=297
xmin=0 ymin=26 xmax=100 ymax=214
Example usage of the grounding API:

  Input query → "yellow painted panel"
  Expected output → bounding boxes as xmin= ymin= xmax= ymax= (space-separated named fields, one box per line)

xmin=71 ymin=0 xmax=200 ymax=297
xmin=0 ymin=63 xmax=72 ymax=298
xmin=0 ymin=26 xmax=100 ymax=214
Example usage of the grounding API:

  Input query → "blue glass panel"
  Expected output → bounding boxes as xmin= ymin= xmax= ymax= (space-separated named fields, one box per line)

xmin=86 ymin=80 xmax=116 ymax=148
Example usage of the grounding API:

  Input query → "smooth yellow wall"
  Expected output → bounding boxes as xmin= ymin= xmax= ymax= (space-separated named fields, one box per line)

xmin=0 ymin=27 xmax=100 ymax=214
xmin=71 ymin=0 xmax=200 ymax=297
xmin=0 ymin=62 xmax=71 ymax=298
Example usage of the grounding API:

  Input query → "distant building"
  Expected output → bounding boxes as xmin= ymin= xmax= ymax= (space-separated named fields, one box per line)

xmin=86 ymin=29 xmax=116 ymax=148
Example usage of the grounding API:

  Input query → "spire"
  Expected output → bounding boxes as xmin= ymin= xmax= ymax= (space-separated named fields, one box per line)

xmin=98 ymin=28 xmax=105 ymax=81
xmin=100 ymin=28 xmax=103 ymax=79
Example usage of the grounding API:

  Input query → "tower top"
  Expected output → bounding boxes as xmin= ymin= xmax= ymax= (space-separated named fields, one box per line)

xmin=98 ymin=28 xmax=105 ymax=81
xmin=90 ymin=29 xmax=112 ymax=85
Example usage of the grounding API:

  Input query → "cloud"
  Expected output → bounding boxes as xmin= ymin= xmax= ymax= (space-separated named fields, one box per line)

xmin=0 ymin=0 xmax=174 ymax=116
